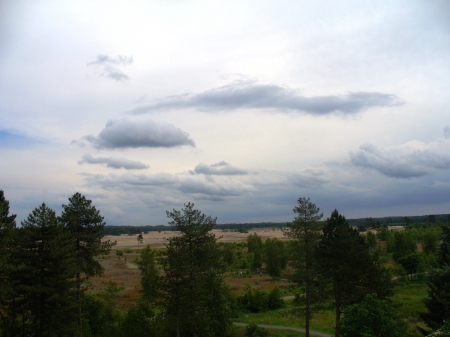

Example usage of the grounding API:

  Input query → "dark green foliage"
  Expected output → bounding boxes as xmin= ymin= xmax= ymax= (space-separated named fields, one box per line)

xmin=137 ymin=245 xmax=160 ymax=305
xmin=264 ymin=238 xmax=288 ymax=277
xmin=59 ymin=192 xmax=114 ymax=332
xmin=423 ymin=231 xmax=439 ymax=255
xmin=284 ymin=197 xmax=322 ymax=337
xmin=438 ymin=225 xmax=450 ymax=267
xmin=420 ymin=266 xmax=450 ymax=332
xmin=238 ymin=286 xmax=284 ymax=313
xmin=220 ymin=243 xmax=237 ymax=267
xmin=377 ymin=225 xmax=390 ymax=241
xmin=391 ymin=231 xmax=417 ymax=262
xmin=247 ymin=233 xmax=263 ymax=269
xmin=336 ymin=293 xmax=407 ymax=337
xmin=365 ymin=231 xmax=377 ymax=249
xmin=119 ymin=301 xmax=161 ymax=337
xmin=0 ymin=190 xmax=16 ymax=335
xmin=15 ymin=203 xmax=78 ymax=336
xmin=80 ymin=293 xmax=121 ymax=337
xmin=315 ymin=210 xmax=393 ymax=332
xmin=398 ymin=253 xmax=420 ymax=277
xmin=162 ymin=202 xmax=232 ymax=337
xmin=59 ymin=192 xmax=113 ymax=279
xmin=245 ymin=322 xmax=269 ymax=337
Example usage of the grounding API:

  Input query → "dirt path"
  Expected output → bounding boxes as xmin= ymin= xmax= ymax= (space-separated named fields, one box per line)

xmin=233 ymin=322 xmax=333 ymax=337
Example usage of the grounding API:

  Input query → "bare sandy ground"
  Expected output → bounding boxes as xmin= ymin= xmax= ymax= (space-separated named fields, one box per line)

xmin=105 ymin=226 xmax=405 ymax=249
xmin=105 ymin=227 xmax=290 ymax=249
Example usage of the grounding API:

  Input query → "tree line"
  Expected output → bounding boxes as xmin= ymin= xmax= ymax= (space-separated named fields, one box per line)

xmin=2 ymin=191 xmax=450 ymax=336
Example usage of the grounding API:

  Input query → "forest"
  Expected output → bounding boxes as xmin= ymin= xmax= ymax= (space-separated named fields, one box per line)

xmin=1 ymin=190 xmax=450 ymax=337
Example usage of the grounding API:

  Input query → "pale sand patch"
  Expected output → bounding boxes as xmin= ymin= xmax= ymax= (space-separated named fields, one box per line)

xmin=106 ymin=227 xmax=289 ymax=249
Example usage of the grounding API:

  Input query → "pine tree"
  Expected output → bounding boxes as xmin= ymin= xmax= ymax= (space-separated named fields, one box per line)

xmin=59 ymin=192 xmax=114 ymax=334
xmin=283 ymin=197 xmax=323 ymax=337
xmin=0 ymin=190 xmax=17 ymax=337
xmin=15 ymin=203 xmax=77 ymax=336
xmin=420 ymin=225 xmax=450 ymax=333
xmin=315 ymin=210 xmax=393 ymax=334
xmin=162 ymin=202 xmax=231 ymax=337
xmin=137 ymin=245 xmax=160 ymax=305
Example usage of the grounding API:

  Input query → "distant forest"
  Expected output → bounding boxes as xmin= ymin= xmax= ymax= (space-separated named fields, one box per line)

xmin=103 ymin=213 xmax=450 ymax=236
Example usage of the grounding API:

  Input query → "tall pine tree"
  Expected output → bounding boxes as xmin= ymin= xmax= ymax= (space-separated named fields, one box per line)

xmin=315 ymin=210 xmax=392 ymax=335
xmin=0 ymin=190 xmax=17 ymax=337
xmin=162 ymin=202 xmax=232 ymax=337
xmin=283 ymin=197 xmax=323 ymax=337
xmin=59 ymin=192 xmax=113 ymax=335
xmin=15 ymin=203 xmax=77 ymax=336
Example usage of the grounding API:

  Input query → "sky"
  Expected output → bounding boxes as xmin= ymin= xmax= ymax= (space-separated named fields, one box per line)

xmin=1 ymin=0 xmax=450 ymax=226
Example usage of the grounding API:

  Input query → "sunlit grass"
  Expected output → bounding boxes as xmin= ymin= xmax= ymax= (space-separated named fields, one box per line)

xmin=232 ymin=302 xmax=335 ymax=335
xmin=392 ymin=279 xmax=429 ymax=336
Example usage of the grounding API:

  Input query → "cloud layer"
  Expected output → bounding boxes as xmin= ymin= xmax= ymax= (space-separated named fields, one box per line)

xmin=82 ymin=118 xmax=195 ymax=149
xmin=350 ymin=133 xmax=450 ymax=178
xmin=78 ymin=154 xmax=149 ymax=170
xmin=194 ymin=161 xmax=248 ymax=175
xmin=87 ymin=54 xmax=133 ymax=81
xmin=130 ymin=81 xmax=403 ymax=115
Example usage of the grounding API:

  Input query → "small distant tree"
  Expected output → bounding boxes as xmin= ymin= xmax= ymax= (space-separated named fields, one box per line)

xmin=423 ymin=231 xmax=438 ymax=255
xmin=398 ymin=253 xmax=420 ymax=278
xmin=137 ymin=234 xmax=143 ymax=251
xmin=264 ymin=238 xmax=287 ymax=277
xmin=283 ymin=197 xmax=322 ymax=337
xmin=247 ymin=233 xmax=263 ymax=269
xmin=392 ymin=231 xmax=416 ymax=262
xmin=365 ymin=231 xmax=377 ymax=250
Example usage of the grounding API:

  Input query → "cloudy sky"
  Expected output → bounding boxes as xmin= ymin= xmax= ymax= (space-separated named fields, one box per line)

xmin=1 ymin=0 xmax=450 ymax=226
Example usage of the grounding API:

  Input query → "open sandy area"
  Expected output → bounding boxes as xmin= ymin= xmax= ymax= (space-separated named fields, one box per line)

xmin=105 ymin=227 xmax=290 ymax=249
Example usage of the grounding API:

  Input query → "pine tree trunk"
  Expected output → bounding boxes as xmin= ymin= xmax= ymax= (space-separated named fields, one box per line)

xmin=0 ymin=311 xmax=8 ymax=337
xmin=335 ymin=281 xmax=340 ymax=337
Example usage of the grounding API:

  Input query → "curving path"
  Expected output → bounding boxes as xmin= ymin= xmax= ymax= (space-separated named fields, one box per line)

xmin=233 ymin=322 xmax=333 ymax=337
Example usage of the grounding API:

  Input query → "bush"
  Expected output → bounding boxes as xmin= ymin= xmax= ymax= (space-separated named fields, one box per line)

xmin=238 ymin=285 xmax=284 ymax=312
xmin=245 ymin=323 xmax=269 ymax=337
xmin=116 ymin=250 xmax=123 ymax=256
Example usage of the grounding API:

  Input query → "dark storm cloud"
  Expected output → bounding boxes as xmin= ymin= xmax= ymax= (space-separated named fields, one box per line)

xmin=87 ymin=54 xmax=133 ymax=81
xmin=130 ymin=81 xmax=403 ymax=115
xmin=350 ymin=143 xmax=450 ymax=178
xmin=82 ymin=118 xmax=195 ymax=149
xmin=194 ymin=161 xmax=248 ymax=175
xmin=78 ymin=154 xmax=149 ymax=170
